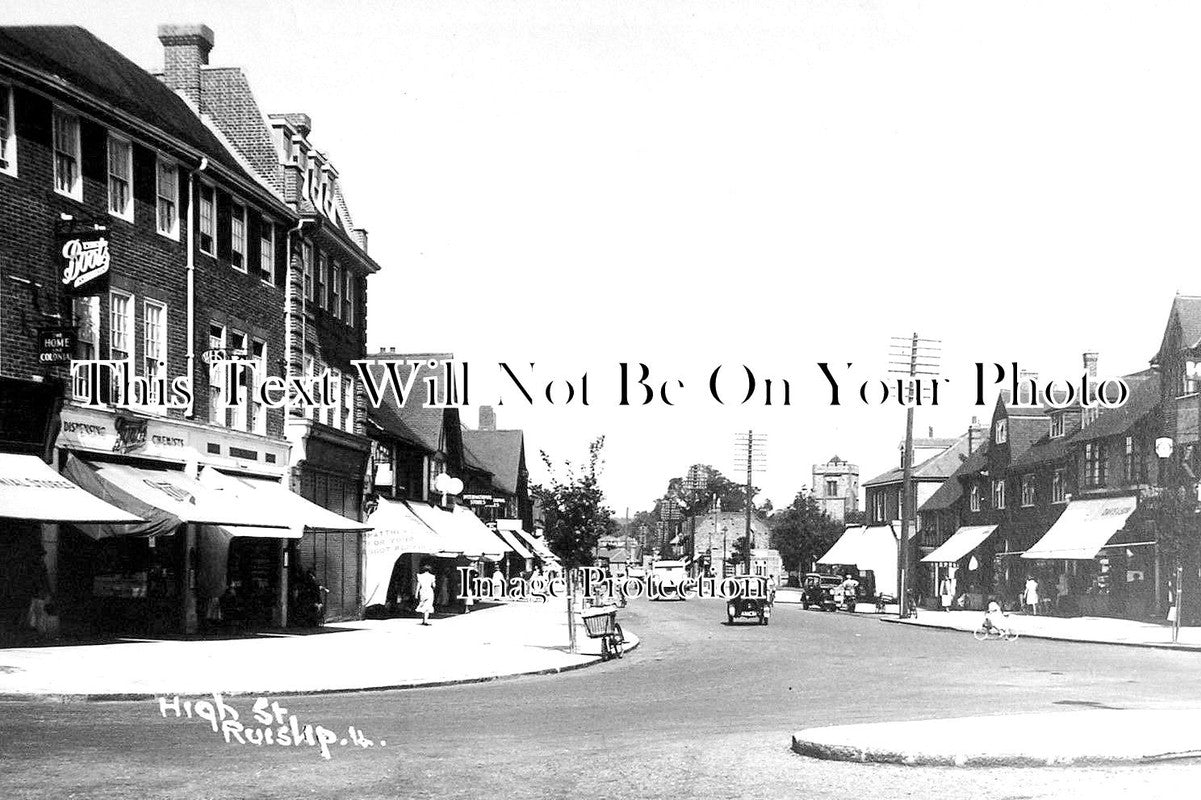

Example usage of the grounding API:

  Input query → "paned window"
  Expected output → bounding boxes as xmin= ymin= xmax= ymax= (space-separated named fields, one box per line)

xmin=1021 ymin=474 xmax=1035 ymax=507
xmin=198 ymin=184 xmax=215 ymax=254
xmin=343 ymin=269 xmax=354 ymax=324
xmin=209 ymin=323 xmax=226 ymax=426
xmin=53 ymin=108 xmax=81 ymax=199
xmin=994 ymin=418 xmax=1008 ymax=444
xmin=1052 ymin=468 xmax=1067 ymax=503
xmin=251 ymin=339 xmax=267 ymax=435
xmin=107 ymin=134 xmax=132 ymax=219
xmin=157 ymin=157 xmax=179 ymax=238
xmin=143 ymin=301 xmax=167 ymax=409
xmin=230 ymin=200 xmax=247 ymax=271
xmin=992 ymin=479 xmax=1006 ymax=510
xmin=109 ymin=291 xmax=133 ymax=402
xmin=969 ymin=484 xmax=981 ymax=513
xmin=0 ymin=83 xmax=15 ymax=175
xmin=260 ymin=221 xmax=274 ymax=284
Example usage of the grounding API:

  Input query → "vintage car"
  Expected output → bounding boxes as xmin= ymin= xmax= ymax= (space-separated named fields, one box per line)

xmin=648 ymin=560 xmax=688 ymax=601
xmin=725 ymin=575 xmax=775 ymax=625
xmin=801 ymin=572 xmax=841 ymax=611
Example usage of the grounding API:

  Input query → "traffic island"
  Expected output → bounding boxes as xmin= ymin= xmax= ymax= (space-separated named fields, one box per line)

xmin=792 ymin=709 xmax=1201 ymax=767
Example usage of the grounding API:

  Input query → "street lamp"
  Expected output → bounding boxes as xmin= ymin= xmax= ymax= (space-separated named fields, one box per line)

xmin=1156 ymin=437 xmax=1184 ymax=643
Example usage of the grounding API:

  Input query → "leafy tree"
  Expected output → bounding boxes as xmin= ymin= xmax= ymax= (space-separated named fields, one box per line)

xmin=769 ymin=491 xmax=845 ymax=574
xmin=730 ymin=533 xmax=751 ymax=568
xmin=531 ymin=437 xmax=616 ymax=569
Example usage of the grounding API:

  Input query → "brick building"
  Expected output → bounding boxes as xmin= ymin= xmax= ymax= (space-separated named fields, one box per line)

xmin=152 ymin=25 xmax=382 ymax=621
xmin=0 ymin=26 xmax=316 ymax=638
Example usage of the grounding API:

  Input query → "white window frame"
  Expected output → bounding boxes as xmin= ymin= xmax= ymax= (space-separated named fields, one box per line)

xmin=226 ymin=330 xmax=249 ymax=431
xmin=1049 ymin=413 xmax=1064 ymax=439
xmin=208 ymin=323 xmax=227 ymax=426
xmin=142 ymin=300 xmax=168 ymax=412
xmin=52 ymin=106 xmax=82 ymax=200
xmin=156 ymin=155 xmax=180 ymax=240
xmin=992 ymin=479 xmax=1005 ymax=510
xmin=969 ymin=484 xmax=981 ymax=513
xmin=251 ymin=338 xmax=268 ymax=436
xmin=106 ymin=132 xmax=133 ymax=221
xmin=326 ymin=366 xmax=340 ymax=427
xmin=303 ymin=243 xmax=314 ymax=303
xmin=342 ymin=373 xmax=354 ymax=431
xmin=994 ymin=418 xmax=1008 ymax=444
xmin=230 ymin=199 xmax=247 ymax=272
xmin=0 ymin=82 xmax=16 ymax=177
xmin=1052 ymin=468 xmax=1067 ymax=504
xmin=330 ymin=261 xmax=342 ymax=320
xmin=108 ymin=290 xmax=134 ymax=404
xmin=343 ymin=268 xmax=354 ymax=325
xmin=73 ymin=296 xmax=99 ymax=400
xmin=198 ymin=182 xmax=216 ymax=255
xmin=317 ymin=252 xmax=328 ymax=310
xmin=259 ymin=219 xmax=274 ymax=285
xmin=1021 ymin=474 xmax=1035 ymax=507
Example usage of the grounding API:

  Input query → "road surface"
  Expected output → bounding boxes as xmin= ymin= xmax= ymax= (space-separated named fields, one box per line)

xmin=3 ymin=598 xmax=1200 ymax=798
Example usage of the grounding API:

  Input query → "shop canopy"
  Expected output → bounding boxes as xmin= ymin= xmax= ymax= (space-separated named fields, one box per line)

xmin=921 ymin=525 xmax=999 ymax=564
xmin=495 ymin=519 xmax=535 ymax=560
xmin=63 ymin=455 xmax=290 ymax=538
xmin=406 ymin=501 xmax=509 ymax=561
xmin=197 ymin=467 xmax=370 ymax=536
xmin=1022 ymin=496 xmax=1139 ymax=560
xmin=818 ymin=525 xmax=898 ymax=598
xmin=510 ymin=527 xmax=559 ymax=564
xmin=0 ymin=453 xmax=143 ymax=524
xmin=361 ymin=498 xmax=462 ymax=607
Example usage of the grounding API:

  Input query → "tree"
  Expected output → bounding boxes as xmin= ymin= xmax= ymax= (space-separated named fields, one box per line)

xmin=531 ymin=437 xmax=615 ymax=569
xmin=769 ymin=491 xmax=845 ymax=574
xmin=730 ymin=533 xmax=751 ymax=567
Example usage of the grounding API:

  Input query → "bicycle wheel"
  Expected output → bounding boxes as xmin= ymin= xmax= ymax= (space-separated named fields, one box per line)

xmin=972 ymin=627 xmax=989 ymax=641
xmin=612 ymin=623 xmax=625 ymax=658
xmin=1004 ymin=629 xmax=1019 ymax=641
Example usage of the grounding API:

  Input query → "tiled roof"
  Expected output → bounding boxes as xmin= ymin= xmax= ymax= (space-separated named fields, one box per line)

xmin=461 ymin=429 xmax=525 ymax=496
xmin=1072 ymin=369 xmax=1160 ymax=444
xmin=1157 ymin=296 xmax=1201 ymax=362
xmin=0 ymin=26 xmax=254 ymax=182
xmin=920 ymin=441 xmax=990 ymax=512
xmin=198 ymin=67 xmax=285 ymax=195
xmin=863 ymin=433 xmax=971 ymax=487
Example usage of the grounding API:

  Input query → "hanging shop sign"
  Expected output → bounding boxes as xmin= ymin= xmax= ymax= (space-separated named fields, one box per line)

xmin=57 ymin=225 xmax=111 ymax=297
xmin=113 ymin=415 xmax=149 ymax=454
xmin=38 ymin=326 xmax=77 ymax=365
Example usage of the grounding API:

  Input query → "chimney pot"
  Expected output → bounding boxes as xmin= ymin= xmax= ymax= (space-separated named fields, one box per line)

xmin=1083 ymin=352 xmax=1099 ymax=378
xmin=479 ymin=406 xmax=497 ymax=431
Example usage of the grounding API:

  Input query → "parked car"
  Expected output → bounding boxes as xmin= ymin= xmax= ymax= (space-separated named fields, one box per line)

xmin=725 ymin=575 xmax=775 ymax=625
xmin=649 ymin=560 xmax=687 ymax=600
xmin=801 ymin=572 xmax=840 ymax=611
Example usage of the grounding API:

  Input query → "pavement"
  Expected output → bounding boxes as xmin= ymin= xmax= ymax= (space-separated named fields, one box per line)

xmin=0 ymin=600 xmax=638 ymax=701
xmin=792 ymin=709 xmax=1201 ymax=767
xmin=882 ymin=608 xmax=1201 ymax=650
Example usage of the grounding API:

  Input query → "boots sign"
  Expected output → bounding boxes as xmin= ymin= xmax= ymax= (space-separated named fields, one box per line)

xmin=57 ymin=225 xmax=111 ymax=297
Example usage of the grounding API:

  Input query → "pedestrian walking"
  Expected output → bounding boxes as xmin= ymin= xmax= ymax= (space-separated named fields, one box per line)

xmin=415 ymin=564 xmax=436 ymax=626
xmin=939 ymin=574 xmax=954 ymax=611
xmin=1023 ymin=575 xmax=1040 ymax=615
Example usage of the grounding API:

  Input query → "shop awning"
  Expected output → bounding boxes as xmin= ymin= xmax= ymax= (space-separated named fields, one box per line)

xmin=493 ymin=527 xmax=533 ymax=559
xmin=198 ymin=467 xmax=370 ymax=534
xmin=0 ymin=453 xmax=141 ymax=523
xmin=510 ymin=527 xmax=558 ymax=563
xmin=817 ymin=525 xmax=866 ymax=566
xmin=921 ymin=525 xmax=999 ymax=564
xmin=63 ymin=455 xmax=289 ymax=538
xmin=1022 ymin=496 xmax=1139 ymax=560
xmin=406 ymin=502 xmax=509 ymax=561
xmin=360 ymin=498 xmax=463 ymax=606
xmin=818 ymin=525 xmax=898 ymax=598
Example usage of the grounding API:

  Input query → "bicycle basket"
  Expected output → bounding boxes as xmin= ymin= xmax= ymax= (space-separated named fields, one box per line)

xmin=582 ymin=608 xmax=617 ymax=638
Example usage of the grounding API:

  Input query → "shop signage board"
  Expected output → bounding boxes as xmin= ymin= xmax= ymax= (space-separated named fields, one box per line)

xmin=37 ymin=326 xmax=77 ymax=365
xmin=57 ymin=225 xmax=111 ymax=297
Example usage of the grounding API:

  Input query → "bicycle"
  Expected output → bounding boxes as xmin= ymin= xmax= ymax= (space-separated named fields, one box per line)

xmin=973 ymin=624 xmax=1019 ymax=642
xmin=582 ymin=606 xmax=626 ymax=660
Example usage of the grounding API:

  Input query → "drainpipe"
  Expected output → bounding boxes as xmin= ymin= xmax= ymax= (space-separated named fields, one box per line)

xmin=279 ymin=216 xmax=312 ymax=629
xmin=185 ymin=157 xmax=208 ymax=420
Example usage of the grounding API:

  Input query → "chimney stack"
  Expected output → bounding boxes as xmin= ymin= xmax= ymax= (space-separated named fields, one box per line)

xmin=157 ymin=24 xmax=214 ymax=109
xmin=968 ymin=416 xmax=984 ymax=452
xmin=1083 ymin=352 xmax=1098 ymax=378
xmin=928 ymin=426 xmax=934 ymax=438
xmin=479 ymin=405 xmax=496 ymax=431
xmin=353 ymin=228 xmax=369 ymax=253
xmin=1017 ymin=369 xmax=1039 ymax=405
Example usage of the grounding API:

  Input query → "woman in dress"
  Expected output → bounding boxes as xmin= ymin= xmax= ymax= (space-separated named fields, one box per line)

xmin=415 ymin=564 xmax=436 ymax=626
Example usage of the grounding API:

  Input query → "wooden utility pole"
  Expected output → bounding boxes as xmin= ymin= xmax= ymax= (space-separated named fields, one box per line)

xmin=734 ymin=431 xmax=767 ymax=575
xmin=889 ymin=333 xmax=940 ymax=618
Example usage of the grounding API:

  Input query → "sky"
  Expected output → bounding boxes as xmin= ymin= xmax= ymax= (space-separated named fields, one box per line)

xmin=6 ymin=1 xmax=1201 ymax=516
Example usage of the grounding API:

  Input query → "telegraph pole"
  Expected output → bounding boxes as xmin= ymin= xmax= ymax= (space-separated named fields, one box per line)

xmin=734 ymin=431 xmax=767 ymax=575
xmin=889 ymin=333 xmax=941 ymax=618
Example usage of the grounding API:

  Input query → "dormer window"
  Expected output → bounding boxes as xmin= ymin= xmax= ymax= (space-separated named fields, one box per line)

xmin=1184 ymin=361 xmax=1200 ymax=396
xmin=1081 ymin=407 xmax=1099 ymax=428
xmin=994 ymin=419 xmax=1008 ymax=444
xmin=1050 ymin=413 xmax=1064 ymax=439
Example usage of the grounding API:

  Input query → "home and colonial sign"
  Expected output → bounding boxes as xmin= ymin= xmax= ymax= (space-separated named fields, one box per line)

xmin=38 ymin=326 xmax=77 ymax=365
xmin=57 ymin=225 xmax=111 ymax=297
